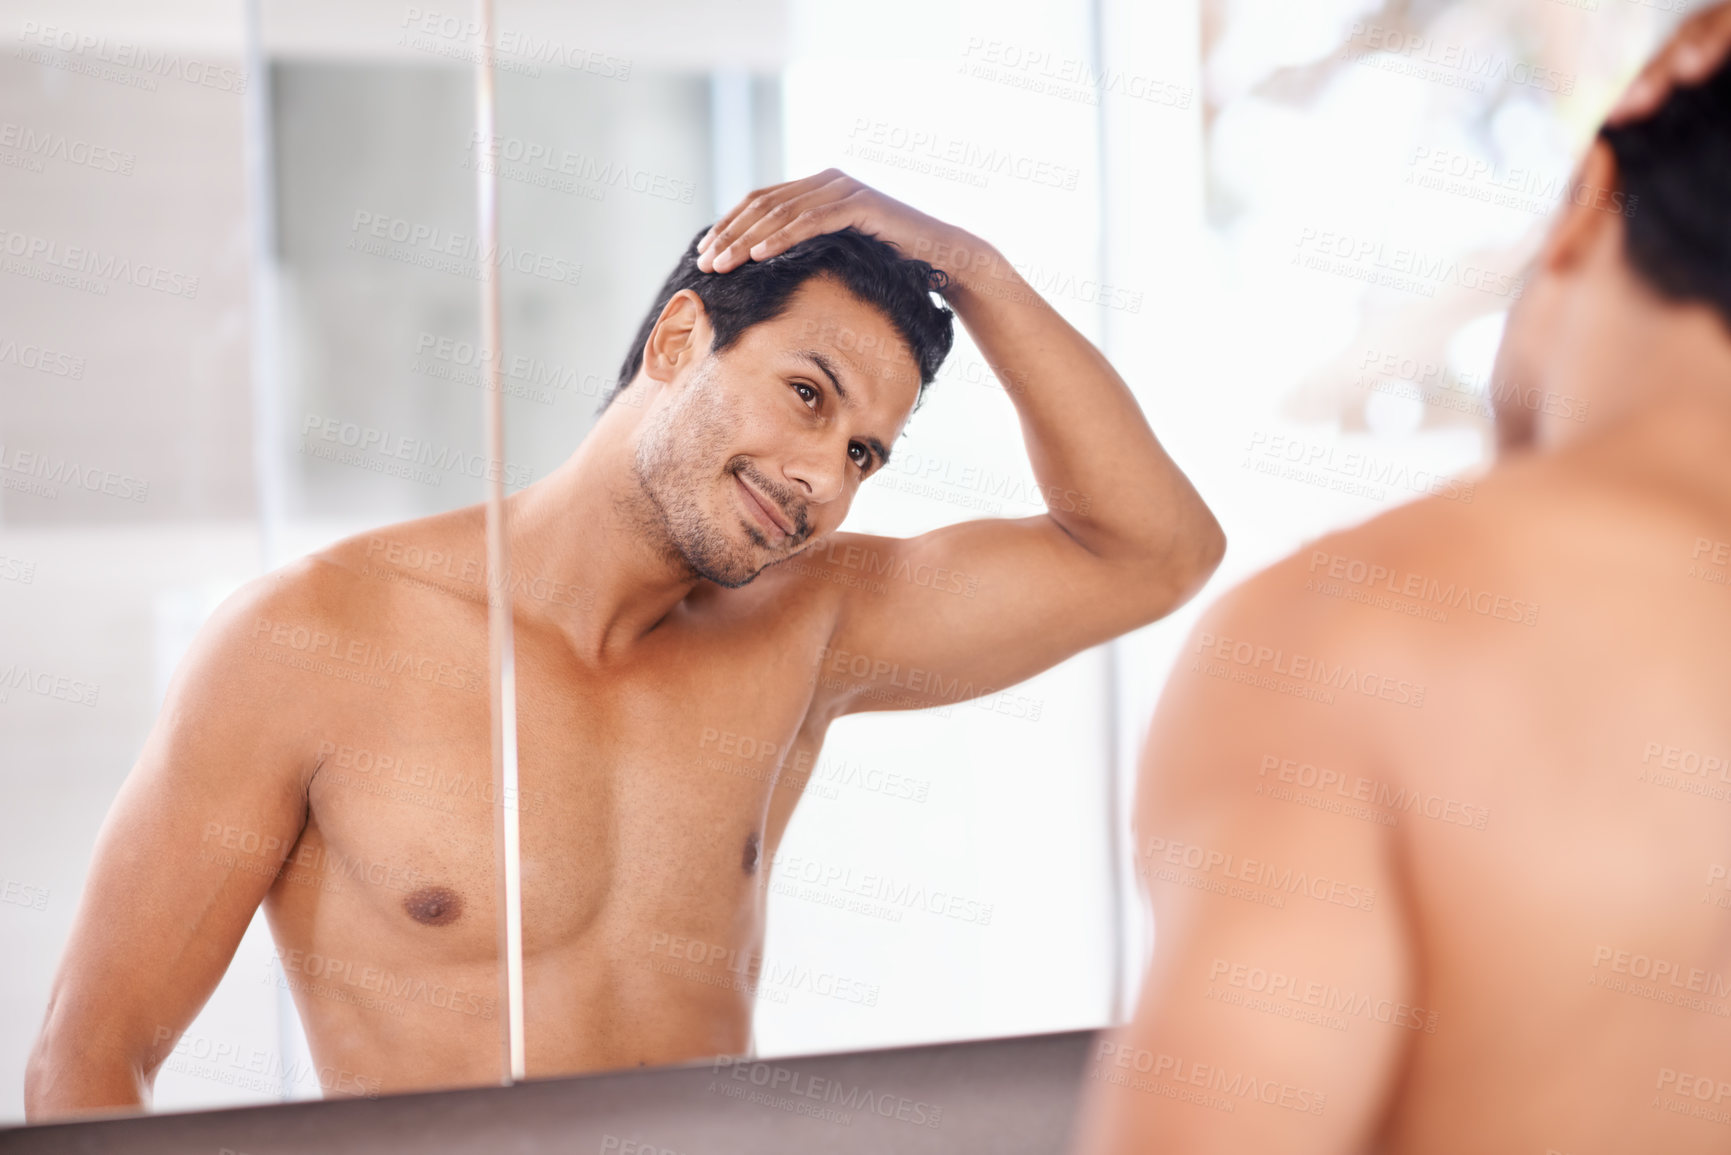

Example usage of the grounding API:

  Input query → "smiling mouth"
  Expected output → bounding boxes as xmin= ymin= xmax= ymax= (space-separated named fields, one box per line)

xmin=735 ymin=474 xmax=796 ymax=540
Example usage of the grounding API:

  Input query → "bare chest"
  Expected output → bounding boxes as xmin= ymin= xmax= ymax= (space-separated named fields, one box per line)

xmin=292 ymin=601 xmax=835 ymax=959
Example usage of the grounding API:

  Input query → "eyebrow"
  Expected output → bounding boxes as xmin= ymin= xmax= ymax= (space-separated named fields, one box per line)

xmin=796 ymin=348 xmax=893 ymax=468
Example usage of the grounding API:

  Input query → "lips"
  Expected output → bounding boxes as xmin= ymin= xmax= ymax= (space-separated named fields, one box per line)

xmin=736 ymin=474 xmax=796 ymax=538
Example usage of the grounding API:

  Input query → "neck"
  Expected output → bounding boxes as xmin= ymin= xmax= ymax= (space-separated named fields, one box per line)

xmin=500 ymin=393 xmax=702 ymax=666
xmin=1533 ymin=297 xmax=1731 ymax=453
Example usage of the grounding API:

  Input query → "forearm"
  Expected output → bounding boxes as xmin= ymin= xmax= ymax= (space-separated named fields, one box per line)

xmin=916 ymin=229 xmax=1223 ymax=581
xmin=26 ymin=1031 xmax=151 ymax=1121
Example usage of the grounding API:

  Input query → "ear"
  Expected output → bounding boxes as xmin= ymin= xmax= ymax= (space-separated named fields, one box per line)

xmin=1537 ymin=139 xmax=1622 ymax=277
xmin=642 ymin=290 xmax=713 ymax=385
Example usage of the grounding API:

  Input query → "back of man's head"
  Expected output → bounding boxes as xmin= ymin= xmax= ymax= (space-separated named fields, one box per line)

xmin=604 ymin=226 xmax=956 ymax=413
xmin=1600 ymin=55 xmax=1731 ymax=332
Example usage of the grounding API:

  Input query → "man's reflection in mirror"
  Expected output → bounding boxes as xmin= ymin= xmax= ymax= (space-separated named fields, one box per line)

xmin=25 ymin=176 xmax=1225 ymax=1119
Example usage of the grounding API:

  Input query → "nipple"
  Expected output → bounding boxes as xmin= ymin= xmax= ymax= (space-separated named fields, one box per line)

xmin=403 ymin=885 xmax=463 ymax=926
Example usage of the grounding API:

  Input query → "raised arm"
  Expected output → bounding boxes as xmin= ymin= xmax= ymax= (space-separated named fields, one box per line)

xmin=699 ymin=170 xmax=1225 ymax=714
xmin=24 ymin=572 xmax=322 ymax=1120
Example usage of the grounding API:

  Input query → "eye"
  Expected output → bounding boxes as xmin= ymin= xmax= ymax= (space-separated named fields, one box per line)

xmin=849 ymin=442 xmax=872 ymax=472
xmin=790 ymin=380 xmax=819 ymax=409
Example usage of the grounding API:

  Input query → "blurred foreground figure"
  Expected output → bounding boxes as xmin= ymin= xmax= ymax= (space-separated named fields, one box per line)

xmin=1074 ymin=26 xmax=1731 ymax=1155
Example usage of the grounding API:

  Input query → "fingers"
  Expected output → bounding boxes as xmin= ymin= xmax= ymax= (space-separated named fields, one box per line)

xmin=697 ymin=169 xmax=854 ymax=273
xmin=697 ymin=170 xmax=835 ymax=257
xmin=698 ymin=171 xmax=834 ymax=251
xmin=711 ymin=177 xmax=863 ymax=272
xmin=741 ymin=190 xmax=876 ymax=268
xmin=1607 ymin=0 xmax=1731 ymax=124
xmin=708 ymin=189 xmax=839 ymax=272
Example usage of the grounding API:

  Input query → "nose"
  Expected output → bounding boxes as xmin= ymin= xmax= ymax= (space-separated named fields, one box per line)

xmin=781 ymin=437 xmax=849 ymax=513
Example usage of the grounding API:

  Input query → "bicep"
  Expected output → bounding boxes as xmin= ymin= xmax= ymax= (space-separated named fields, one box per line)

xmin=814 ymin=518 xmax=1193 ymax=716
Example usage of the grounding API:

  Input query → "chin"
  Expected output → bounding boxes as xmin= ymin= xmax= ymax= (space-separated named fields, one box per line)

xmin=675 ymin=528 xmax=770 ymax=590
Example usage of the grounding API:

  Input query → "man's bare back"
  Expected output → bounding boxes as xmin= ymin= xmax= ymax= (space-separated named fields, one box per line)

xmin=1073 ymin=26 xmax=1731 ymax=1152
xmin=1373 ymin=401 xmax=1731 ymax=1149
xmin=1082 ymin=400 xmax=1731 ymax=1152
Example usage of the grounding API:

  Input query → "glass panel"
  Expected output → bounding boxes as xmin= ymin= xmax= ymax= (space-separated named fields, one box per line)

xmin=0 ymin=0 xmax=511 ymax=1122
xmin=492 ymin=0 xmax=1146 ymax=1081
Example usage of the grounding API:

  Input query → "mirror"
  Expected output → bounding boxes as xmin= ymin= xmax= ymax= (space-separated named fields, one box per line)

xmin=487 ymin=0 xmax=1169 ymax=1074
xmin=1 ymin=0 xmax=516 ymax=1119
xmin=0 ymin=0 xmax=1691 ymax=1129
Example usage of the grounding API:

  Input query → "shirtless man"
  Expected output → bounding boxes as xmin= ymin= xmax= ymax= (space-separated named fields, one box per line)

xmin=23 ymin=172 xmax=1225 ymax=1119
xmin=1072 ymin=10 xmax=1731 ymax=1154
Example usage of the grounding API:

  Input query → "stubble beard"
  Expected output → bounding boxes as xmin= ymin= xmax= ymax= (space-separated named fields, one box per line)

xmin=629 ymin=362 xmax=801 ymax=589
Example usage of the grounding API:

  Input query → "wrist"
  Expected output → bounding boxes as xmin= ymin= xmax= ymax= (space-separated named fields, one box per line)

xmin=905 ymin=227 xmax=999 ymax=286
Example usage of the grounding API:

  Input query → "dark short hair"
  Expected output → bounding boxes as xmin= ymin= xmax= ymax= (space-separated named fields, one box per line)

xmin=1599 ymin=56 xmax=1731 ymax=332
xmin=604 ymin=225 xmax=956 ymax=412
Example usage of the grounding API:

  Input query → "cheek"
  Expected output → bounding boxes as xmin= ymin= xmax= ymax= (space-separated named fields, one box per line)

xmin=709 ymin=387 xmax=783 ymax=446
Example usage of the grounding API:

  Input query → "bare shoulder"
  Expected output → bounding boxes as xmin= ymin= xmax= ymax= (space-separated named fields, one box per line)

xmin=1231 ymin=425 xmax=1719 ymax=644
xmin=188 ymin=509 xmax=488 ymax=705
xmin=1178 ymin=420 xmax=1731 ymax=800
xmin=190 ymin=553 xmax=373 ymax=695
xmin=306 ymin=505 xmax=494 ymax=608
xmin=1164 ymin=456 xmax=1579 ymax=767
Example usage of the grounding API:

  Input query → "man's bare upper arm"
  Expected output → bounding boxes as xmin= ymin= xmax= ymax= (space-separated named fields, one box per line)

xmin=808 ymin=515 xmax=1213 ymax=717
xmin=32 ymin=571 xmax=325 ymax=1095
xmin=1070 ymin=572 xmax=1418 ymax=1154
